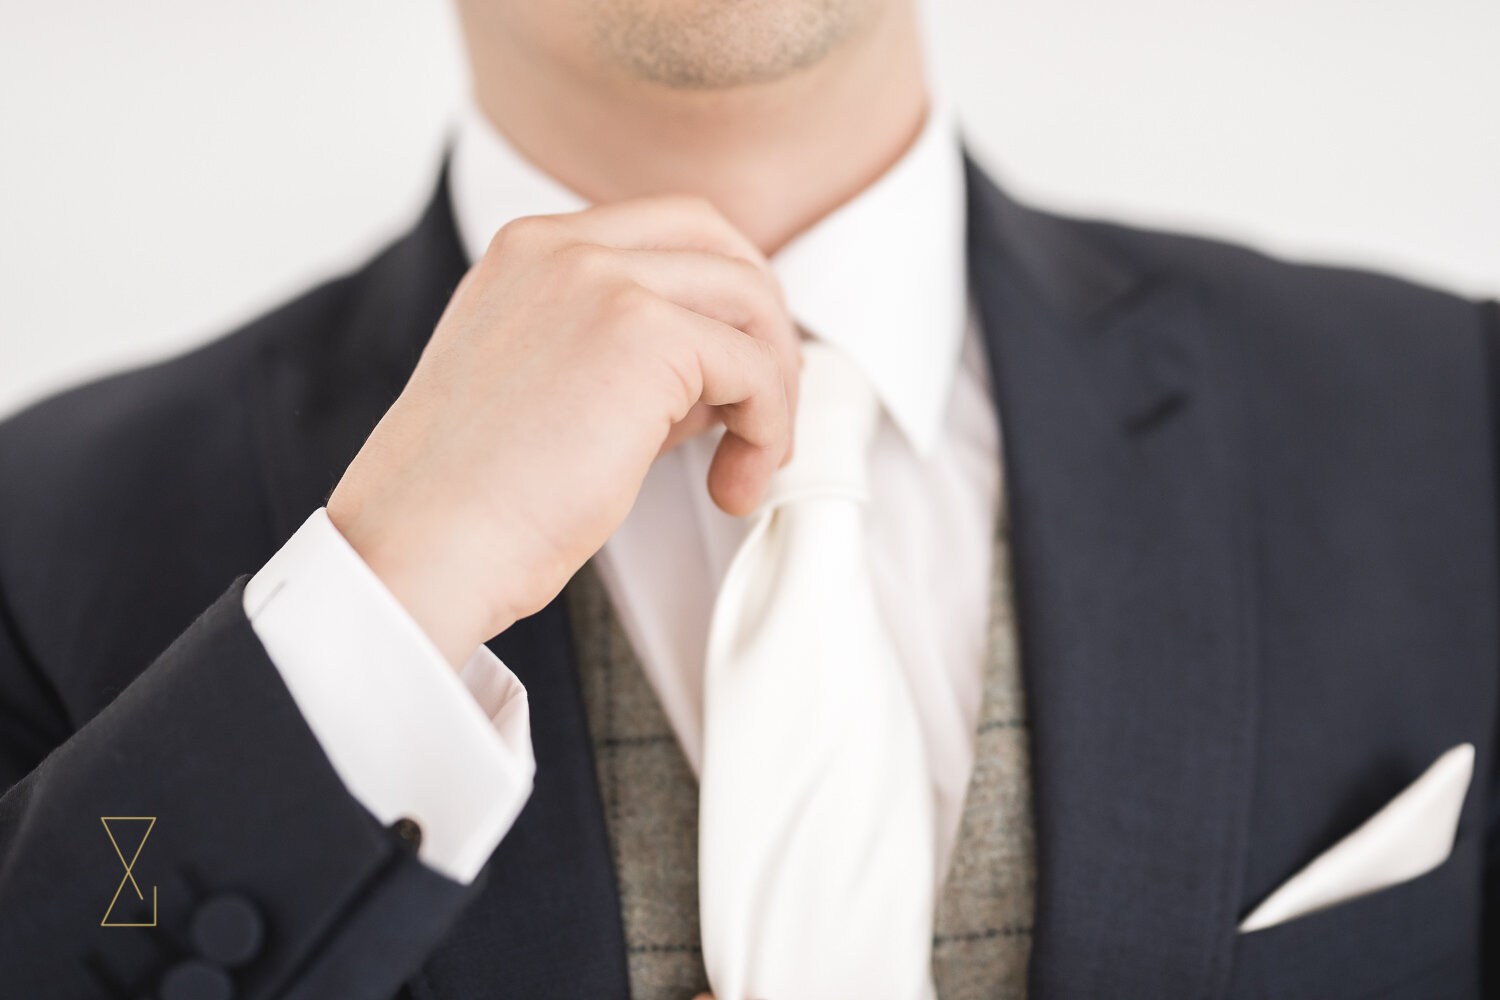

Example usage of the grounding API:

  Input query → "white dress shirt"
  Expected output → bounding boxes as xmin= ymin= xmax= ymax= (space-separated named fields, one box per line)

xmin=245 ymin=98 xmax=1000 ymax=886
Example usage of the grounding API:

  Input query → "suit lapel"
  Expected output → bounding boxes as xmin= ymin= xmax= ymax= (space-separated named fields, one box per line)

xmin=965 ymin=160 xmax=1259 ymax=998
xmin=252 ymin=173 xmax=630 ymax=999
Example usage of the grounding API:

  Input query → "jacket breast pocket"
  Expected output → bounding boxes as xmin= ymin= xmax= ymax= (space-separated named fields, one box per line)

xmin=1225 ymin=834 xmax=1482 ymax=999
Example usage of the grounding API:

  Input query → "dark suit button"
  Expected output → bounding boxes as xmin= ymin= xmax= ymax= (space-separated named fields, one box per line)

xmin=160 ymin=959 xmax=233 ymax=1000
xmin=392 ymin=817 xmax=422 ymax=852
xmin=189 ymin=892 xmax=264 ymax=967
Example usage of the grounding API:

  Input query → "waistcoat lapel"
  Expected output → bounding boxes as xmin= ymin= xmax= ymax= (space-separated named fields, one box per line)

xmin=930 ymin=513 xmax=1035 ymax=1000
xmin=964 ymin=158 xmax=1259 ymax=999
xmin=568 ymin=565 xmax=709 ymax=999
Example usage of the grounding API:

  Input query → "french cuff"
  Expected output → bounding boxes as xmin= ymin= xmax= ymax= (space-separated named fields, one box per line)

xmin=243 ymin=508 xmax=535 ymax=884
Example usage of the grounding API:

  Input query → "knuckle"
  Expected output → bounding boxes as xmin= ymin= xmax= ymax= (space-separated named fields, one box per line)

xmin=603 ymin=280 xmax=657 ymax=322
xmin=487 ymin=214 xmax=549 ymax=256
xmin=742 ymin=257 xmax=783 ymax=303
xmin=752 ymin=335 xmax=781 ymax=372
xmin=557 ymin=241 xmax=615 ymax=282
xmin=725 ymin=253 xmax=760 ymax=283
xmin=594 ymin=282 xmax=664 ymax=345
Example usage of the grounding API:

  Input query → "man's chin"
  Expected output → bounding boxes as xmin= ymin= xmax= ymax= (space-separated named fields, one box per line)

xmin=588 ymin=0 xmax=878 ymax=90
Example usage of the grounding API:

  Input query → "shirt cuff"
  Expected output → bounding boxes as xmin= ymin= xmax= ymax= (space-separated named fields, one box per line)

xmin=243 ymin=508 xmax=535 ymax=884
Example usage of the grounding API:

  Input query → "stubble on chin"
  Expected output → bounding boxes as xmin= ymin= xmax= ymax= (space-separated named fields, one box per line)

xmin=585 ymin=0 xmax=878 ymax=90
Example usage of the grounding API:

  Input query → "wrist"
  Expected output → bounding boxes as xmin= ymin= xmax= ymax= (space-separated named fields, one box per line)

xmin=371 ymin=557 xmax=497 ymax=670
xmin=326 ymin=503 xmax=499 ymax=670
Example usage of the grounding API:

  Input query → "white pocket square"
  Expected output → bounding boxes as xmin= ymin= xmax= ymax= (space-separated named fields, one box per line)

xmin=1237 ymin=742 xmax=1473 ymax=933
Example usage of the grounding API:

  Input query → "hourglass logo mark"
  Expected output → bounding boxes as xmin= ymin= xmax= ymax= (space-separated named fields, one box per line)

xmin=100 ymin=817 xmax=157 ymax=927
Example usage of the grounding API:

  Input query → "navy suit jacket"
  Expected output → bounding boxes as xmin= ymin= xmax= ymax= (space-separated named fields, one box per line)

xmin=1 ymin=162 xmax=1497 ymax=999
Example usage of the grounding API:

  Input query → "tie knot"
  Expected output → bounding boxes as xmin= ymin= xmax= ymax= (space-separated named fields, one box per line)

xmin=762 ymin=340 xmax=880 ymax=509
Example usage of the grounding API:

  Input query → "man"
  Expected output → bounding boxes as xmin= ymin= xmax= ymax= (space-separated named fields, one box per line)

xmin=0 ymin=0 xmax=1496 ymax=997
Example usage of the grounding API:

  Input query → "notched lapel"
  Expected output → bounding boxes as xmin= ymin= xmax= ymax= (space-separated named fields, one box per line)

xmin=966 ymin=160 xmax=1258 ymax=998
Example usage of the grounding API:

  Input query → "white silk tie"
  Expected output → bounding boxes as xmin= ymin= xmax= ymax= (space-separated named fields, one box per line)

xmin=699 ymin=340 xmax=937 ymax=1000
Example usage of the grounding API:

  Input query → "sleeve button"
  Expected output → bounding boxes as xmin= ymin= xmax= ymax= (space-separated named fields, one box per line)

xmin=160 ymin=959 xmax=234 ymax=1000
xmin=189 ymin=892 xmax=264 ymax=967
xmin=392 ymin=817 xmax=422 ymax=852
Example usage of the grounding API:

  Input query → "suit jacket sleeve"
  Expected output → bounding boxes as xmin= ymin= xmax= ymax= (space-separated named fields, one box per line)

xmin=0 ymin=574 xmax=485 ymax=999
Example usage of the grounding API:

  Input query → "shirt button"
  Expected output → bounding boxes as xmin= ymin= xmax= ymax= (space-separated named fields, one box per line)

xmin=392 ymin=817 xmax=423 ymax=852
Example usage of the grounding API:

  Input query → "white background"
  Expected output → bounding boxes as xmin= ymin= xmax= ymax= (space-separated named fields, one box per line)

xmin=2 ymin=0 xmax=1496 ymax=417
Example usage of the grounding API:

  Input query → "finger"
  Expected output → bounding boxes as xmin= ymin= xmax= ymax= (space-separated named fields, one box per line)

xmin=559 ymin=195 xmax=768 ymax=267
xmin=486 ymin=205 xmax=799 ymax=429
xmin=659 ymin=401 xmax=719 ymax=456
xmin=709 ymin=426 xmax=781 ymax=516
xmin=601 ymin=247 xmax=800 ymax=430
xmin=657 ymin=304 xmax=791 ymax=516
xmin=488 ymin=196 xmax=767 ymax=271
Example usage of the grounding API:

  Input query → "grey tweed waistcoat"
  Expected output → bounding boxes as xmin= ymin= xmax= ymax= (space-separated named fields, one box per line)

xmin=566 ymin=515 xmax=1035 ymax=1000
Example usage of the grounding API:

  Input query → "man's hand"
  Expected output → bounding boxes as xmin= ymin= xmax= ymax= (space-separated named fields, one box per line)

xmin=327 ymin=197 xmax=799 ymax=667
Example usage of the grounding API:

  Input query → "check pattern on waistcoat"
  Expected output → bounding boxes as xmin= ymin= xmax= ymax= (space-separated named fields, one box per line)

xmin=566 ymin=510 xmax=1035 ymax=1000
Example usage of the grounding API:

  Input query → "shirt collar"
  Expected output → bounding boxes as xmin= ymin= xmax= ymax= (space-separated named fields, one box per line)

xmin=449 ymin=98 xmax=968 ymax=456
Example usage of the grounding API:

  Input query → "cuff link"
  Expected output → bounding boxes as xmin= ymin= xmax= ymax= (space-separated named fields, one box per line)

xmin=392 ymin=816 xmax=423 ymax=852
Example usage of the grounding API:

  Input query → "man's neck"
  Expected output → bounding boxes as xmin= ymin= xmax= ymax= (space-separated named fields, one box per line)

xmin=460 ymin=2 xmax=930 ymax=256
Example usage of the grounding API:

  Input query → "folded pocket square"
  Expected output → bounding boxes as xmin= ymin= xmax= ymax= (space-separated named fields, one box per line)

xmin=1237 ymin=742 xmax=1474 ymax=933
